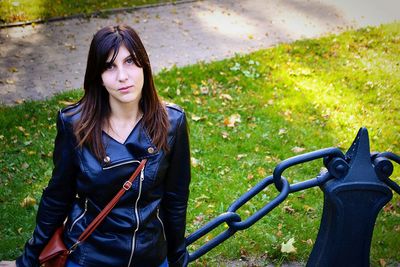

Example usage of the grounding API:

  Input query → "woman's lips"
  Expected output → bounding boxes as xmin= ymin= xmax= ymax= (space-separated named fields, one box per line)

xmin=118 ymin=85 xmax=133 ymax=93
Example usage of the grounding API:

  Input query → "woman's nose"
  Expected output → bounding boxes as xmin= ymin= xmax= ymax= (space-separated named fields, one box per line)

xmin=117 ymin=67 xmax=128 ymax=82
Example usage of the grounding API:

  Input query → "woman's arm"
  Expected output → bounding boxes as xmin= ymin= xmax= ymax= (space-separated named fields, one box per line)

xmin=16 ymin=111 xmax=79 ymax=267
xmin=162 ymin=112 xmax=191 ymax=267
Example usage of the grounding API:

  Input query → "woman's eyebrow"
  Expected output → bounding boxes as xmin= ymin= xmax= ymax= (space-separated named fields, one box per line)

xmin=124 ymin=55 xmax=133 ymax=60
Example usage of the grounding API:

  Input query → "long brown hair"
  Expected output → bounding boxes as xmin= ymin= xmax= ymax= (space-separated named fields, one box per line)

xmin=74 ymin=25 xmax=169 ymax=161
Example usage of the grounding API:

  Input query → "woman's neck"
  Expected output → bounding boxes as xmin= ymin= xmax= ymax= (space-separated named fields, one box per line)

xmin=104 ymin=99 xmax=143 ymax=143
xmin=108 ymin=98 xmax=141 ymax=123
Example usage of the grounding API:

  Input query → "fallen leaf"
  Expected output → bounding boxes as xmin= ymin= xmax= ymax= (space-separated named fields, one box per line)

xmin=278 ymin=128 xmax=287 ymax=135
xmin=236 ymin=154 xmax=247 ymax=160
xmin=276 ymin=230 xmax=282 ymax=237
xmin=257 ymin=167 xmax=267 ymax=177
xmin=58 ymin=100 xmax=76 ymax=106
xmin=305 ymin=239 xmax=313 ymax=245
xmin=292 ymin=146 xmax=305 ymax=153
xmin=303 ymin=205 xmax=315 ymax=213
xmin=383 ymin=202 xmax=394 ymax=213
xmin=64 ymin=43 xmax=76 ymax=50
xmin=193 ymin=214 xmax=204 ymax=225
xmin=281 ymin=237 xmax=297 ymax=253
xmin=191 ymin=157 xmax=200 ymax=167
xmin=224 ymin=114 xmax=241 ymax=127
xmin=220 ymin=94 xmax=233 ymax=101
xmin=17 ymin=126 xmax=26 ymax=133
xmin=379 ymin=258 xmax=386 ymax=267
xmin=21 ymin=162 xmax=29 ymax=169
xmin=200 ymin=86 xmax=209 ymax=95
xmin=191 ymin=115 xmax=202 ymax=121
xmin=221 ymin=131 xmax=229 ymax=139
xmin=283 ymin=205 xmax=295 ymax=214
xmin=8 ymin=67 xmax=18 ymax=73
xmin=20 ymin=196 xmax=36 ymax=208
xmin=173 ymin=19 xmax=182 ymax=25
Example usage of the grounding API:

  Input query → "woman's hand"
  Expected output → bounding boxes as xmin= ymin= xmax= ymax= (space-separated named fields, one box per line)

xmin=0 ymin=261 xmax=16 ymax=267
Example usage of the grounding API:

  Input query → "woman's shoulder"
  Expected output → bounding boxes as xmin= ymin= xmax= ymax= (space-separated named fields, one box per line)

xmin=58 ymin=102 xmax=82 ymax=126
xmin=165 ymin=102 xmax=184 ymax=113
xmin=164 ymin=102 xmax=185 ymax=123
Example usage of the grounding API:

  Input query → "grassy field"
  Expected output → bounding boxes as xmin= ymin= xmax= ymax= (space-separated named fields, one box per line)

xmin=0 ymin=0 xmax=173 ymax=24
xmin=0 ymin=23 xmax=399 ymax=265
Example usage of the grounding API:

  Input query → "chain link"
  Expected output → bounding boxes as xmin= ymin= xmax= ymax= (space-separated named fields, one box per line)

xmin=374 ymin=152 xmax=400 ymax=195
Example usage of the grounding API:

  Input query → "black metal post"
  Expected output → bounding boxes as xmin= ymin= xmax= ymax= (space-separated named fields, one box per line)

xmin=307 ymin=128 xmax=393 ymax=267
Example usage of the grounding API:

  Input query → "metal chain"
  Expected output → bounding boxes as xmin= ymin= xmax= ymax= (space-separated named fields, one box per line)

xmin=187 ymin=147 xmax=349 ymax=262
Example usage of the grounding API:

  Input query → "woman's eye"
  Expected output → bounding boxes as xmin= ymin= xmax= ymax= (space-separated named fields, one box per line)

xmin=105 ymin=64 xmax=114 ymax=70
xmin=126 ymin=58 xmax=134 ymax=64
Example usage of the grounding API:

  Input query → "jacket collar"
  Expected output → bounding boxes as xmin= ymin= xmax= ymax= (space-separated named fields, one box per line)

xmin=124 ymin=123 xmax=159 ymax=160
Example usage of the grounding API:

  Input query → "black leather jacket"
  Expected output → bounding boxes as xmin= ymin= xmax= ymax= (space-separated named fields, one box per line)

xmin=17 ymin=103 xmax=191 ymax=267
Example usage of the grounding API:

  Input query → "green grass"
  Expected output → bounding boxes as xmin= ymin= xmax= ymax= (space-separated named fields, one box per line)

xmin=0 ymin=0 xmax=174 ymax=24
xmin=1 ymin=23 xmax=400 ymax=265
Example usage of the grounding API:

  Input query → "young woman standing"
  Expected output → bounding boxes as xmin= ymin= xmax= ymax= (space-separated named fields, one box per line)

xmin=14 ymin=25 xmax=191 ymax=267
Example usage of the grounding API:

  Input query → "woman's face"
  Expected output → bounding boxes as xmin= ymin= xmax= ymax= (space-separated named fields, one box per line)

xmin=101 ymin=44 xmax=144 ymax=107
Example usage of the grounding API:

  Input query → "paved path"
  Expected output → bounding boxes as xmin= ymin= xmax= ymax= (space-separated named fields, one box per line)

xmin=0 ymin=0 xmax=399 ymax=105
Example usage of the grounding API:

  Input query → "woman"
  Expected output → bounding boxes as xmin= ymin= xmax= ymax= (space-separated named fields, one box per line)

xmin=15 ymin=25 xmax=191 ymax=267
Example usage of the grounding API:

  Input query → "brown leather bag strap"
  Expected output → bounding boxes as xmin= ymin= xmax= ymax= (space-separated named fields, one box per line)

xmin=69 ymin=159 xmax=147 ymax=252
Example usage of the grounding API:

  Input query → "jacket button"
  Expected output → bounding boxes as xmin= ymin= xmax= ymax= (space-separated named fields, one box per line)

xmin=147 ymin=147 xmax=155 ymax=154
xmin=104 ymin=156 xmax=111 ymax=163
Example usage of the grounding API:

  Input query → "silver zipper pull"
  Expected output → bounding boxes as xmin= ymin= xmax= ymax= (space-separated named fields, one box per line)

xmin=140 ymin=168 xmax=144 ymax=181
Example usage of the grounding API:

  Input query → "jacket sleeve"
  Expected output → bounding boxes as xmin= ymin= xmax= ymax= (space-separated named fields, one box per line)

xmin=162 ymin=112 xmax=191 ymax=267
xmin=16 ymin=111 xmax=78 ymax=267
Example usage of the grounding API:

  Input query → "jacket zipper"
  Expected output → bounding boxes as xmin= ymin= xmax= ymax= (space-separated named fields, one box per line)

xmin=127 ymin=166 xmax=145 ymax=267
xmin=69 ymin=198 xmax=88 ymax=232
xmin=156 ymin=207 xmax=167 ymax=240
xmin=103 ymin=159 xmax=140 ymax=170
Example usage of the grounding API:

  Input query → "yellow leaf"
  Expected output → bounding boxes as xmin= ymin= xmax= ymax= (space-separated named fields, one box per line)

xmin=58 ymin=100 xmax=75 ymax=106
xmin=278 ymin=128 xmax=287 ymax=135
xmin=191 ymin=157 xmax=200 ymax=167
xmin=221 ymin=131 xmax=229 ymax=139
xmin=281 ymin=237 xmax=297 ymax=253
xmin=200 ymin=86 xmax=209 ymax=95
xmin=8 ymin=67 xmax=18 ymax=73
xmin=236 ymin=154 xmax=247 ymax=160
xmin=191 ymin=115 xmax=202 ymax=121
xmin=257 ymin=167 xmax=266 ymax=177
xmin=291 ymin=146 xmax=306 ymax=153
xmin=220 ymin=94 xmax=233 ymax=101
xmin=224 ymin=114 xmax=241 ymax=127
xmin=17 ymin=126 xmax=26 ymax=133
xmin=20 ymin=196 xmax=36 ymax=208
xmin=303 ymin=205 xmax=315 ymax=213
